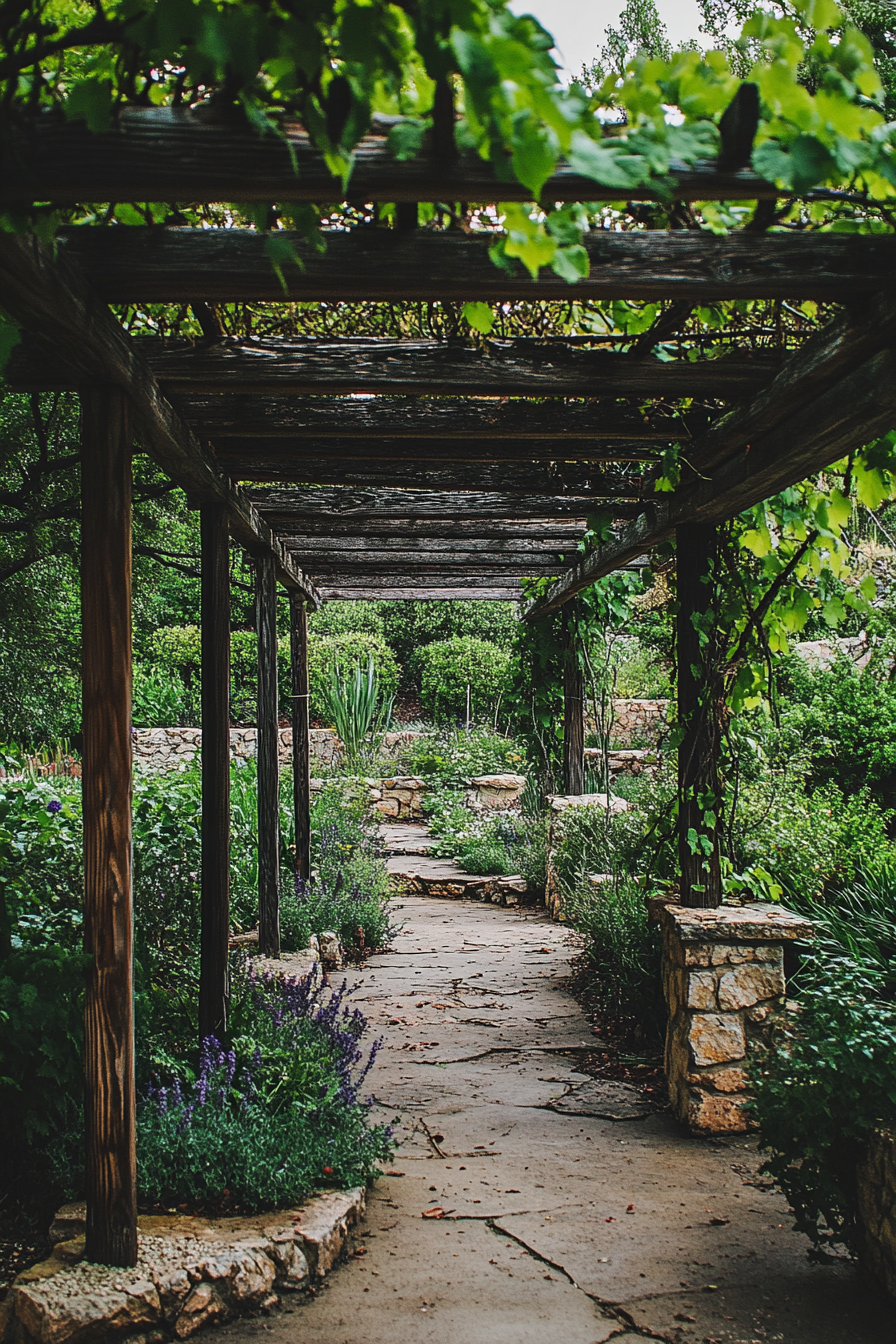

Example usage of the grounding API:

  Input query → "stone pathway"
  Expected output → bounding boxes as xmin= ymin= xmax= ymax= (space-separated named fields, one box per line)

xmin=220 ymin=898 xmax=893 ymax=1344
xmin=384 ymin=822 xmax=529 ymax=905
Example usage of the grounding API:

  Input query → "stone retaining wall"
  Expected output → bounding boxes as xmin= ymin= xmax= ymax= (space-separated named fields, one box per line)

xmin=608 ymin=699 xmax=669 ymax=747
xmin=660 ymin=902 xmax=813 ymax=1133
xmin=132 ymin=727 xmax=426 ymax=773
xmin=856 ymin=1127 xmax=896 ymax=1299
xmin=0 ymin=1189 xmax=365 ymax=1343
xmin=310 ymin=773 xmax=527 ymax=820
xmin=544 ymin=793 xmax=630 ymax=921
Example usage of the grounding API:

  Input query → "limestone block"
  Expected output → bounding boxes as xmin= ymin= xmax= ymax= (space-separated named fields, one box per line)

xmin=174 ymin=1283 xmax=229 ymax=1337
xmin=687 ymin=1088 xmax=750 ymax=1133
xmin=703 ymin=1065 xmax=748 ymax=1094
xmin=229 ymin=1247 xmax=276 ymax=1305
xmin=688 ymin=1012 xmax=746 ymax=1066
xmin=374 ymin=798 xmax=400 ymax=817
xmin=154 ymin=1266 xmax=192 ymax=1323
xmin=264 ymin=1236 xmax=309 ymax=1290
xmin=717 ymin=962 xmax=785 ymax=1011
xmin=856 ymin=1128 xmax=896 ymax=1299
xmin=293 ymin=1189 xmax=365 ymax=1277
xmin=13 ymin=1274 xmax=162 ymax=1344
xmin=686 ymin=970 xmax=719 ymax=1010
xmin=682 ymin=943 xmax=713 ymax=969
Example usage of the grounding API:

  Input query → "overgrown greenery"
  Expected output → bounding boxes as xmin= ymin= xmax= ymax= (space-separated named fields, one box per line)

xmin=416 ymin=636 xmax=511 ymax=725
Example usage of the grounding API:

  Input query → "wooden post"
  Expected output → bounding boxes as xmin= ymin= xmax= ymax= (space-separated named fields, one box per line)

xmin=289 ymin=592 xmax=311 ymax=884
xmin=677 ymin=523 xmax=723 ymax=908
xmin=562 ymin=602 xmax=585 ymax=796
xmin=199 ymin=505 xmax=231 ymax=1041
xmin=255 ymin=555 xmax=280 ymax=956
xmin=80 ymin=386 xmax=137 ymax=1267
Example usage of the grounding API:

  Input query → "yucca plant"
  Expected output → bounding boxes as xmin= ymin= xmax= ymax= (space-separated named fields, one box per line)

xmin=321 ymin=656 xmax=393 ymax=768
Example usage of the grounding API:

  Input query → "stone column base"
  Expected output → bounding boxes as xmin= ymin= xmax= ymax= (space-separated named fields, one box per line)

xmin=660 ymin=903 xmax=813 ymax=1133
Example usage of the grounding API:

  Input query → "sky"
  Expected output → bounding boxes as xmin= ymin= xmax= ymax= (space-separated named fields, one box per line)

xmin=510 ymin=0 xmax=704 ymax=78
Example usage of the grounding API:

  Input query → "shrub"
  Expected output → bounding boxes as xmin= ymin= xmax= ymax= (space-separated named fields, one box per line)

xmin=309 ymin=601 xmax=386 ymax=641
xmin=309 ymin=634 xmax=399 ymax=723
xmin=137 ymin=967 xmax=395 ymax=1210
xmin=423 ymin=791 xmax=547 ymax=887
xmin=416 ymin=636 xmax=511 ymax=724
xmin=565 ymin=877 xmax=664 ymax=1044
xmin=610 ymin=638 xmax=672 ymax=698
xmin=133 ymin=664 xmax=188 ymax=727
xmin=299 ymin=783 xmax=392 ymax=951
xmin=403 ymin=728 xmax=525 ymax=786
xmin=750 ymin=951 xmax=896 ymax=1260
xmin=382 ymin=601 xmax=518 ymax=679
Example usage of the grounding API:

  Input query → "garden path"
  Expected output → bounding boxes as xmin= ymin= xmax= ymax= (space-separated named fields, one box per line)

xmin=220 ymin=899 xmax=892 ymax=1344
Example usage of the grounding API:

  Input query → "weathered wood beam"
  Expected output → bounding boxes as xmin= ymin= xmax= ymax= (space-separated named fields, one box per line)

xmin=677 ymin=523 xmax=723 ymax=908
xmin=562 ymin=602 xmax=585 ymax=796
xmin=210 ymin=435 xmax=660 ymax=466
xmin=255 ymin=555 xmax=280 ymax=958
xmin=319 ymin=586 xmax=522 ymax=600
xmin=58 ymin=226 xmax=896 ymax=302
xmin=142 ymin=340 xmax=784 ymax=399
xmin=1 ymin=108 xmax=778 ymax=206
xmin=0 ymin=233 xmax=318 ymax=602
xmin=218 ymin=453 xmax=648 ymax=498
xmin=288 ymin=593 xmax=311 ymax=885
xmin=81 ymin=386 xmax=137 ymax=1268
xmin=524 ymin=344 xmax=896 ymax=618
xmin=308 ymin=571 xmax=531 ymax=588
xmin=301 ymin=555 xmax=567 ymax=572
xmin=183 ymin=395 xmax=702 ymax=442
xmin=284 ymin=536 xmax=577 ymax=558
xmin=277 ymin=519 xmax=587 ymax=540
xmin=199 ymin=504 xmax=231 ymax=1043
xmin=248 ymin=486 xmax=618 ymax=520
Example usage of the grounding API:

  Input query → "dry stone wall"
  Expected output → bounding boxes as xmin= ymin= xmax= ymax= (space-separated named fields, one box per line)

xmin=856 ymin=1127 xmax=896 ymax=1299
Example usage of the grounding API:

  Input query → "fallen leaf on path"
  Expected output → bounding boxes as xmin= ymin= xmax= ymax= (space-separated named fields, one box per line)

xmin=422 ymin=1207 xmax=445 ymax=1219
xmin=604 ymin=1217 xmax=615 ymax=1223
xmin=385 ymin=1170 xmax=406 ymax=1177
xmin=674 ymin=1313 xmax=697 ymax=1323
xmin=708 ymin=1217 xmax=730 ymax=1226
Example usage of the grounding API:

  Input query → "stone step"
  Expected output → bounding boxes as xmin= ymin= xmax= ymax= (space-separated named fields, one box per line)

xmin=386 ymin=854 xmax=531 ymax=906
xmin=379 ymin=822 xmax=434 ymax=856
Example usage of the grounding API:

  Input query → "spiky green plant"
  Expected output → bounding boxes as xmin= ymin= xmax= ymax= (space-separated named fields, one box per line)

xmin=321 ymin=656 xmax=393 ymax=768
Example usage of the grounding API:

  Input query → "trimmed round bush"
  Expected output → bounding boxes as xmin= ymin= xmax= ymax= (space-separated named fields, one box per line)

xmin=308 ymin=633 xmax=400 ymax=722
xmin=416 ymin=636 xmax=511 ymax=724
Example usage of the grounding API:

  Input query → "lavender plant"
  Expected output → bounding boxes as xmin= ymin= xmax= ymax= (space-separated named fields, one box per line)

xmin=137 ymin=965 xmax=394 ymax=1210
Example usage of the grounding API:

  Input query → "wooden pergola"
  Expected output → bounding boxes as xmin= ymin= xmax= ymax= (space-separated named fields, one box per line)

xmin=2 ymin=111 xmax=896 ymax=1267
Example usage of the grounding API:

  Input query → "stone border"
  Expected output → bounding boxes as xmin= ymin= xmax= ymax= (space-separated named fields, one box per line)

xmin=856 ymin=1127 xmax=896 ymax=1299
xmin=0 ymin=1189 xmax=366 ymax=1343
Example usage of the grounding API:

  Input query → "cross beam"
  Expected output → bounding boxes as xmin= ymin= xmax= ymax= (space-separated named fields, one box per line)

xmin=1 ymin=108 xmax=778 ymax=206
xmin=57 ymin=226 xmax=896 ymax=303
xmin=247 ymin=486 xmax=616 ymax=520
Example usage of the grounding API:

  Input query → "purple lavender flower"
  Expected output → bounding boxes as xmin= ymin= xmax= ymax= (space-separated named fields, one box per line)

xmin=47 ymin=799 xmax=62 ymax=814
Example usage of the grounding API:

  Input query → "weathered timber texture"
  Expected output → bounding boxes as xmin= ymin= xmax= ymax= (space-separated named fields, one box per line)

xmin=199 ymin=505 xmax=231 ymax=1042
xmin=210 ymin=434 xmax=660 ymax=467
xmin=305 ymin=571 xmax=534 ymax=589
xmin=0 ymin=233 xmax=318 ymax=600
xmin=255 ymin=556 xmax=280 ymax=958
xmin=677 ymin=524 xmax=723 ymax=908
xmin=1 ymin=108 xmax=778 ymax=205
xmin=249 ymin=486 xmax=639 ymax=520
xmin=277 ymin=519 xmax=587 ymax=540
xmin=688 ymin=289 xmax=896 ymax=475
xmin=562 ymin=604 xmax=586 ymax=796
xmin=140 ymin=339 xmax=783 ymax=398
xmin=319 ymin=586 xmax=523 ymax=600
xmin=217 ymin=452 xmax=648 ymax=499
xmin=80 ymin=387 xmax=137 ymax=1268
xmin=58 ymin=226 xmax=896 ymax=302
xmin=299 ymin=554 xmax=566 ymax=573
xmin=282 ymin=536 xmax=581 ymax=556
xmin=181 ymin=394 xmax=700 ymax=441
xmin=524 ymin=342 xmax=896 ymax=618
xmin=289 ymin=594 xmax=311 ymax=884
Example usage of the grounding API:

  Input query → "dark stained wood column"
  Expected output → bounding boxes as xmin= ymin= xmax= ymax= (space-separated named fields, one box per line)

xmin=199 ymin=505 xmax=231 ymax=1041
xmin=255 ymin=555 xmax=280 ymax=956
xmin=677 ymin=523 xmax=723 ymax=908
xmin=289 ymin=592 xmax=312 ymax=884
xmin=80 ymin=386 xmax=137 ymax=1267
xmin=562 ymin=602 xmax=585 ymax=796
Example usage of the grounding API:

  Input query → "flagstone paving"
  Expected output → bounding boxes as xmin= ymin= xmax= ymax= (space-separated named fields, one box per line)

xmin=219 ymin=897 xmax=893 ymax=1344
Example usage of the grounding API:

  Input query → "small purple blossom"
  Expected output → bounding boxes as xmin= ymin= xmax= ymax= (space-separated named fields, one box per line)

xmin=47 ymin=799 xmax=62 ymax=814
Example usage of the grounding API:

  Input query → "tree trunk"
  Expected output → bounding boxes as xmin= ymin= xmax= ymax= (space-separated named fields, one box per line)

xmin=80 ymin=387 xmax=137 ymax=1267
xmin=677 ymin=523 xmax=723 ymax=908
xmin=199 ymin=505 xmax=231 ymax=1041
xmin=255 ymin=555 xmax=280 ymax=955
xmin=289 ymin=593 xmax=311 ymax=884
xmin=562 ymin=602 xmax=585 ymax=796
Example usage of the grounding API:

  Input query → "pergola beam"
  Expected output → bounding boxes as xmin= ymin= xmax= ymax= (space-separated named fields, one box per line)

xmin=1 ymin=108 xmax=779 ymax=206
xmin=211 ymin=436 xmax=659 ymax=468
xmin=0 ymin=233 xmax=318 ymax=602
xmin=248 ymin=486 xmax=618 ymax=520
xmin=57 ymin=226 xmax=896 ymax=303
xmin=524 ymin=344 xmax=896 ymax=618
xmin=319 ymin=586 xmax=523 ymax=600
xmin=182 ymin=395 xmax=703 ymax=442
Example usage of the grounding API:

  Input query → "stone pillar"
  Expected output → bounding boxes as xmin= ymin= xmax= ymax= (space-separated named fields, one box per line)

xmin=660 ymin=902 xmax=812 ymax=1133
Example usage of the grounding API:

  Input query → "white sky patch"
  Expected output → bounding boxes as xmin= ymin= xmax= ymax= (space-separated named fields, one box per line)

xmin=509 ymin=0 xmax=704 ymax=80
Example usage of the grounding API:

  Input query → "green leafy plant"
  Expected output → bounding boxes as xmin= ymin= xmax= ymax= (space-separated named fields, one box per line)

xmin=565 ymin=877 xmax=664 ymax=1044
xmin=403 ymin=729 xmax=525 ymax=786
xmin=320 ymin=655 xmax=394 ymax=768
xmin=750 ymin=952 xmax=896 ymax=1260
xmin=132 ymin=664 xmax=187 ymax=728
xmin=416 ymin=636 xmax=511 ymax=726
